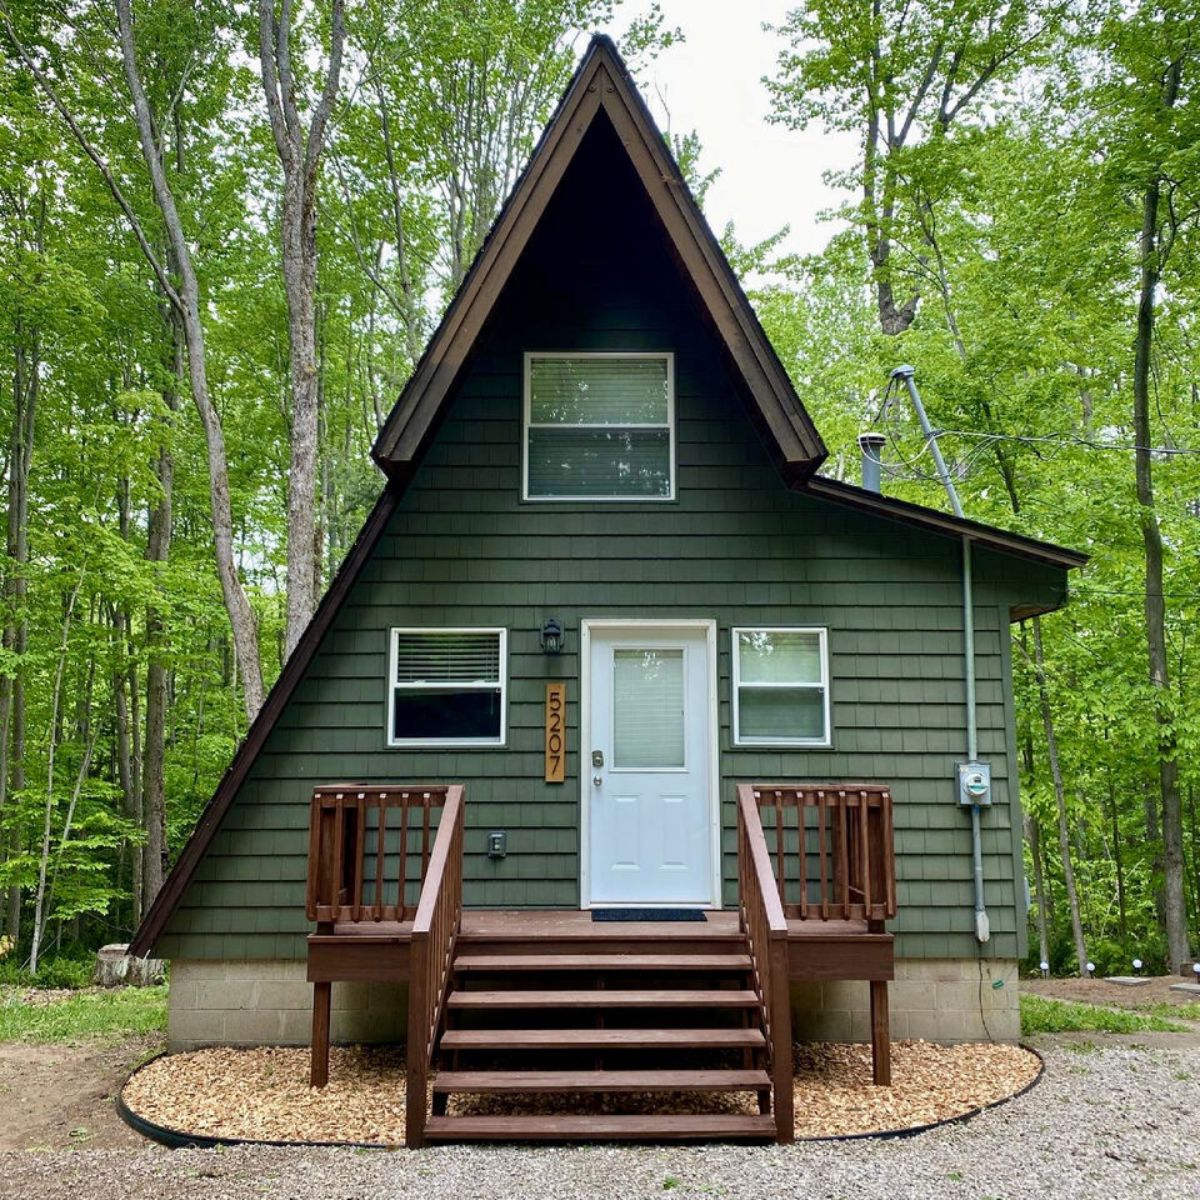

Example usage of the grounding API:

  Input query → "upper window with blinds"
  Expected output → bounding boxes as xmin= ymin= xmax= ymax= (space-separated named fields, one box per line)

xmin=522 ymin=353 xmax=675 ymax=500
xmin=387 ymin=628 xmax=506 ymax=747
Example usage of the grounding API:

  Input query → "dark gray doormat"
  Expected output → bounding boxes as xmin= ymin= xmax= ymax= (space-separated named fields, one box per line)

xmin=591 ymin=908 xmax=707 ymax=922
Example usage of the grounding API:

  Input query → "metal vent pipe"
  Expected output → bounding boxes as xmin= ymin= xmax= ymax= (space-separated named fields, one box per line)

xmin=857 ymin=432 xmax=887 ymax=493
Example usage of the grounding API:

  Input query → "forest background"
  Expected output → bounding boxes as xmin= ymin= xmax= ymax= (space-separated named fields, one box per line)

xmin=0 ymin=0 xmax=1195 ymax=981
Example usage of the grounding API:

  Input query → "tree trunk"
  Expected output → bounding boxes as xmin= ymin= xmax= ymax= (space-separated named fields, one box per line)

xmin=2 ymin=266 xmax=39 ymax=943
xmin=116 ymin=0 xmax=265 ymax=720
xmin=8 ymin=3 xmax=266 ymax=718
xmin=29 ymin=579 xmax=82 ymax=974
xmin=141 ymin=304 xmax=181 ymax=911
xmin=1108 ymin=775 xmax=1128 ymax=944
xmin=257 ymin=0 xmax=346 ymax=659
xmin=1032 ymin=617 xmax=1088 ymax=975
xmin=1024 ymin=813 xmax=1051 ymax=971
xmin=1132 ymin=55 xmax=1191 ymax=973
xmin=111 ymin=613 xmax=141 ymax=926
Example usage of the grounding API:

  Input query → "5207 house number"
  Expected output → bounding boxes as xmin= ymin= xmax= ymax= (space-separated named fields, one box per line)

xmin=544 ymin=682 xmax=565 ymax=783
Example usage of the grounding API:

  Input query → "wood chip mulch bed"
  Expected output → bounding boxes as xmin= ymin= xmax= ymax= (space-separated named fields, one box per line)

xmin=122 ymin=1046 xmax=410 ymax=1145
xmin=791 ymin=1041 xmax=1039 ymax=1137
xmin=121 ymin=1040 xmax=1041 ymax=1146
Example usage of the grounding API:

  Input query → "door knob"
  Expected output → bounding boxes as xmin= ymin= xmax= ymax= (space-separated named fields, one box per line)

xmin=593 ymin=775 xmax=603 ymax=788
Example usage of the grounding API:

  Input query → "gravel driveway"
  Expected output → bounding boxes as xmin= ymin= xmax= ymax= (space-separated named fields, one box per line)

xmin=1 ymin=1038 xmax=1196 ymax=1200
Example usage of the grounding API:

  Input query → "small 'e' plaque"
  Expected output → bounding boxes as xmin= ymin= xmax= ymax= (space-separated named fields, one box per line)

xmin=544 ymin=682 xmax=566 ymax=783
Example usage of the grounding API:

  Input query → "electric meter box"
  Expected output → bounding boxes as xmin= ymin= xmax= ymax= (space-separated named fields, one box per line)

xmin=957 ymin=761 xmax=992 ymax=807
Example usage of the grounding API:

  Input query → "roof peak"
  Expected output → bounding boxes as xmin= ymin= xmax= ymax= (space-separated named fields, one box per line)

xmin=370 ymin=26 xmax=827 ymax=480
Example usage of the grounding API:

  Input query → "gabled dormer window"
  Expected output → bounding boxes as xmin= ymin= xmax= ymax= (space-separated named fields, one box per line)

xmin=522 ymin=352 xmax=675 ymax=500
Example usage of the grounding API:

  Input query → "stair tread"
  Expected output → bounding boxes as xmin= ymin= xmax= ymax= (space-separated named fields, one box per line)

xmin=440 ymin=1027 xmax=765 ymax=1050
xmin=432 ymin=1069 xmax=771 ymax=1093
xmin=447 ymin=989 xmax=758 ymax=1009
xmin=454 ymin=954 xmax=753 ymax=971
xmin=423 ymin=1114 xmax=777 ymax=1141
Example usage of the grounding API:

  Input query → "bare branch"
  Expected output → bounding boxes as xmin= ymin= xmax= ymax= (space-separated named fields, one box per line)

xmin=304 ymin=0 xmax=345 ymax=184
xmin=276 ymin=0 xmax=304 ymax=147
xmin=257 ymin=0 xmax=293 ymax=168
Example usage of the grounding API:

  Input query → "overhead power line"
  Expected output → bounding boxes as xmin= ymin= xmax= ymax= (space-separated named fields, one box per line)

xmin=936 ymin=428 xmax=1200 ymax=457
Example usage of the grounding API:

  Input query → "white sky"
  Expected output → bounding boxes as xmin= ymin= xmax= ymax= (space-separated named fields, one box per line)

xmin=602 ymin=0 xmax=857 ymax=257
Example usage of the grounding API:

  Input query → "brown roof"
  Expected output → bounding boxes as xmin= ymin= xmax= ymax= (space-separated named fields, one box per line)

xmin=804 ymin=477 xmax=1088 ymax=571
xmin=371 ymin=34 xmax=828 ymax=481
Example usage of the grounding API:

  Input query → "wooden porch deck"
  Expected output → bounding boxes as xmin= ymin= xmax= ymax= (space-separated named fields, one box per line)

xmin=305 ymin=782 xmax=896 ymax=1146
xmin=309 ymin=910 xmax=890 ymax=978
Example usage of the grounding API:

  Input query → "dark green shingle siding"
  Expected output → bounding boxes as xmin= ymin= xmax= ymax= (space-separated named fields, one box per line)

xmin=157 ymin=117 xmax=1064 ymax=965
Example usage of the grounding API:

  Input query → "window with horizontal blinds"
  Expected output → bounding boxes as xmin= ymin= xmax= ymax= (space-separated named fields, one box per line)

xmin=524 ymin=353 xmax=674 ymax=499
xmin=387 ymin=628 xmax=506 ymax=746
xmin=732 ymin=628 xmax=830 ymax=747
xmin=393 ymin=632 xmax=501 ymax=684
xmin=612 ymin=648 xmax=685 ymax=769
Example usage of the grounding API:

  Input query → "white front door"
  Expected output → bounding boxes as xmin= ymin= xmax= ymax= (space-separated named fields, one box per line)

xmin=583 ymin=622 xmax=717 ymax=906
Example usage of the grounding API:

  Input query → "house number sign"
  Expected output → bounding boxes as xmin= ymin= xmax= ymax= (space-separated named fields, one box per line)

xmin=544 ymin=682 xmax=566 ymax=783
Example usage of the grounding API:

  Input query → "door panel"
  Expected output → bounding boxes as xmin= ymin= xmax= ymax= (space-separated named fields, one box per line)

xmin=586 ymin=626 xmax=714 ymax=905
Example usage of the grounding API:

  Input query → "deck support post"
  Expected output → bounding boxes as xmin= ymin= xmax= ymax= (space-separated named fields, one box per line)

xmin=769 ymin=937 xmax=793 ymax=1143
xmin=407 ymin=931 xmax=429 ymax=1149
xmin=310 ymin=980 xmax=331 ymax=1088
xmin=869 ymin=979 xmax=891 ymax=1086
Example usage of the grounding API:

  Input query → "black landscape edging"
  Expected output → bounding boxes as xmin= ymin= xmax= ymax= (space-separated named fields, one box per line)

xmin=116 ymin=1053 xmax=390 ymax=1151
xmin=796 ymin=1044 xmax=1046 ymax=1142
xmin=118 ymin=1044 xmax=1045 ymax=1150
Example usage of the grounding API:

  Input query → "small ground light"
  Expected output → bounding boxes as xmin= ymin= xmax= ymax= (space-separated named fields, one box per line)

xmin=1133 ymin=958 xmax=1143 ymax=974
xmin=1193 ymin=962 xmax=1200 ymax=977
xmin=1086 ymin=961 xmax=1095 ymax=978
xmin=1040 ymin=960 xmax=1049 ymax=978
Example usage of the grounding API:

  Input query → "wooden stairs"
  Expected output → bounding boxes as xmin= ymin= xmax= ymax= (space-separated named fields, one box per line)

xmin=418 ymin=922 xmax=779 ymax=1144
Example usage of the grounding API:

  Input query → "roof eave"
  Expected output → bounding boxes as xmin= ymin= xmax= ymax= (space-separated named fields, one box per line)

xmin=802 ymin=476 xmax=1089 ymax=572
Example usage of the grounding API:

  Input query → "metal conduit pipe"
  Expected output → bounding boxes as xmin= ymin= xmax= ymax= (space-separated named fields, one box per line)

xmin=889 ymin=366 xmax=990 ymax=944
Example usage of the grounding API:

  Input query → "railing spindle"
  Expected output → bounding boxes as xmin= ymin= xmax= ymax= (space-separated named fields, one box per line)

xmin=774 ymin=792 xmax=785 ymax=908
xmin=797 ymin=795 xmax=808 ymax=919
xmin=331 ymin=794 xmax=346 ymax=920
xmin=864 ymin=787 xmax=873 ymax=916
xmin=817 ymin=790 xmax=828 ymax=920
xmin=427 ymin=792 xmax=436 ymax=888
xmin=374 ymin=795 xmax=387 ymax=921
xmin=882 ymin=791 xmax=896 ymax=917
xmin=397 ymin=795 xmax=410 ymax=919
xmin=837 ymin=791 xmax=850 ymax=920
xmin=352 ymin=794 xmax=366 ymax=921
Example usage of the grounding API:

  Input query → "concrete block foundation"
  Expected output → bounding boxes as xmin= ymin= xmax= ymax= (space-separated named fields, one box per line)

xmin=791 ymin=958 xmax=1020 ymax=1043
xmin=167 ymin=956 xmax=1021 ymax=1051
xmin=168 ymin=960 xmax=407 ymax=1050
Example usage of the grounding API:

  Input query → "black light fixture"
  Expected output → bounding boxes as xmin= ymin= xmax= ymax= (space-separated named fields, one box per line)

xmin=539 ymin=617 xmax=564 ymax=655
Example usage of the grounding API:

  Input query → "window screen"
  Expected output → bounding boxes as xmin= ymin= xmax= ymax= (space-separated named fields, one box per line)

xmin=732 ymin=628 xmax=830 ymax=746
xmin=524 ymin=354 xmax=673 ymax=499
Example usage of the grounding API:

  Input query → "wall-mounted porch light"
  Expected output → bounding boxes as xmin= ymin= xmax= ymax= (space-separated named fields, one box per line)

xmin=539 ymin=617 xmax=564 ymax=655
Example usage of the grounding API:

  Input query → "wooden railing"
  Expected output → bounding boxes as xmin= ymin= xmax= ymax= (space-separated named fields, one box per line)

xmin=404 ymin=783 xmax=465 ymax=1150
xmin=306 ymin=784 xmax=449 ymax=924
xmin=736 ymin=784 xmax=793 ymax=1144
xmin=748 ymin=784 xmax=896 ymax=924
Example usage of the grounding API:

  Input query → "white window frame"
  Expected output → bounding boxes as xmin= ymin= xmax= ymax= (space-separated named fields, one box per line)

xmin=731 ymin=626 xmax=832 ymax=748
xmin=386 ymin=627 xmax=507 ymax=748
xmin=521 ymin=351 xmax=676 ymax=502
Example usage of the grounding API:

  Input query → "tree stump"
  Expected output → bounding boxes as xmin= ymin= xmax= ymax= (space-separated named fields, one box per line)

xmin=93 ymin=944 xmax=165 ymax=988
